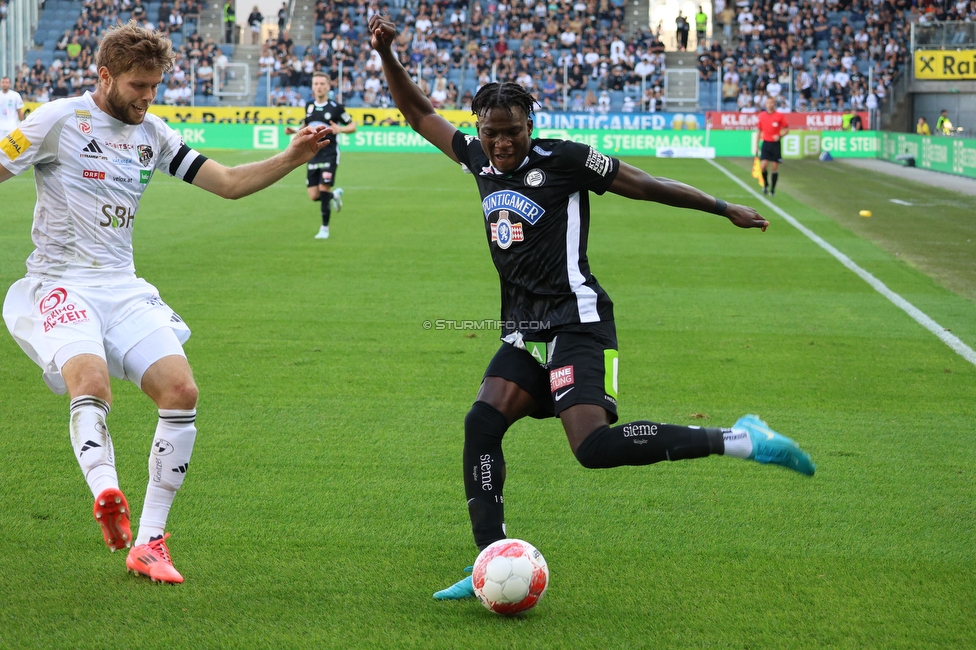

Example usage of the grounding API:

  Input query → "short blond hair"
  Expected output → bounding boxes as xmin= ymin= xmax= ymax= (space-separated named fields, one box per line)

xmin=96 ymin=22 xmax=175 ymax=77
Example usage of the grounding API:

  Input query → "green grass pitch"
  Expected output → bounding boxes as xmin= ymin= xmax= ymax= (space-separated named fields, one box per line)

xmin=1 ymin=152 xmax=974 ymax=648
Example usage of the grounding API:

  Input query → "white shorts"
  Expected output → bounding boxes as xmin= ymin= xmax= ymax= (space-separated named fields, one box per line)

xmin=3 ymin=276 xmax=191 ymax=394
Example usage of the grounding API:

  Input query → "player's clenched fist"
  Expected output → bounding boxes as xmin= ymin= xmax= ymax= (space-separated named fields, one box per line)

xmin=369 ymin=15 xmax=397 ymax=50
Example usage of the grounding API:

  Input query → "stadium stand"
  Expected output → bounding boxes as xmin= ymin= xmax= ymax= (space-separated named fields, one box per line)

xmin=13 ymin=0 xmax=965 ymax=115
xmin=696 ymin=0 xmax=974 ymax=115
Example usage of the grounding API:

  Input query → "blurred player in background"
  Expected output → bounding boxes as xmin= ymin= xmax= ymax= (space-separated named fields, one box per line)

xmin=0 ymin=76 xmax=25 ymax=136
xmin=369 ymin=14 xmax=816 ymax=602
xmin=286 ymin=72 xmax=356 ymax=239
xmin=0 ymin=24 xmax=330 ymax=584
xmin=756 ymin=96 xmax=788 ymax=196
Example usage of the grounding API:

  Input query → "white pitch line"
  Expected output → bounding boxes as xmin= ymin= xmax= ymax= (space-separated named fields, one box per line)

xmin=707 ymin=158 xmax=976 ymax=367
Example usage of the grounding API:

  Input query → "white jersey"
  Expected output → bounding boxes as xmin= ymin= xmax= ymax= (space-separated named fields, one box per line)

xmin=0 ymin=89 xmax=24 ymax=135
xmin=0 ymin=92 xmax=206 ymax=283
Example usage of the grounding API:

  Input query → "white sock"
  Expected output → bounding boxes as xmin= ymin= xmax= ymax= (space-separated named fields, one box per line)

xmin=722 ymin=427 xmax=754 ymax=459
xmin=135 ymin=409 xmax=196 ymax=546
xmin=69 ymin=396 xmax=119 ymax=497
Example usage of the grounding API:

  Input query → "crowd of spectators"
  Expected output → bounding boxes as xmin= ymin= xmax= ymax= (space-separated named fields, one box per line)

xmin=701 ymin=0 xmax=975 ymax=114
xmin=261 ymin=0 xmax=672 ymax=112
xmin=11 ymin=0 xmax=215 ymax=105
xmin=9 ymin=0 xmax=973 ymax=113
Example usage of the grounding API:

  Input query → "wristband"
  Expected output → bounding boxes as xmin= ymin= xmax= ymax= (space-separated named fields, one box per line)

xmin=713 ymin=198 xmax=728 ymax=215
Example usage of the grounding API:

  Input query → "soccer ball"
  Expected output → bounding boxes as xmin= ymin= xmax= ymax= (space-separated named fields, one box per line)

xmin=472 ymin=539 xmax=549 ymax=616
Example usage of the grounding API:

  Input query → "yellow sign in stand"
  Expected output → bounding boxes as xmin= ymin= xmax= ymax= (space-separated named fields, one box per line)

xmin=914 ymin=49 xmax=976 ymax=80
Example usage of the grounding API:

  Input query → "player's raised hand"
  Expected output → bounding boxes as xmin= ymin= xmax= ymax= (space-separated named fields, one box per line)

xmin=286 ymin=124 xmax=332 ymax=163
xmin=725 ymin=203 xmax=769 ymax=231
xmin=369 ymin=15 xmax=397 ymax=51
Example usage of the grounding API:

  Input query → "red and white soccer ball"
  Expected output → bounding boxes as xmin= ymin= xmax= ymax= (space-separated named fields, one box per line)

xmin=472 ymin=539 xmax=549 ymax=616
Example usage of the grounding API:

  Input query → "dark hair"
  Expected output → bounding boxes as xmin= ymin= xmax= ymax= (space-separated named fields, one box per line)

xmin=470 ymin=82 xmax=537 ymax=119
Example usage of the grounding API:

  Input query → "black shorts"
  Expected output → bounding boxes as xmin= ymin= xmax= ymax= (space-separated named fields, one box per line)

xmin=307 ymin=158 xmax=338 ymax=187
xmin=760 ymin=141 xmax=782 ymax=162
xmin=484 ymin=321 xmax=619 ymax=423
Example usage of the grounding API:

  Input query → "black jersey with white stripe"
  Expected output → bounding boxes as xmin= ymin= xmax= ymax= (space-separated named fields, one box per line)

xmin=451 ymin=131 xmax=620 ymax=338
xmin=303 ymin=100 xmax=351 ymax=162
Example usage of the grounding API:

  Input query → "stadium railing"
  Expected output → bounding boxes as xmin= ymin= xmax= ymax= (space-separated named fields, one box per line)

xmin=1 ymin=0 xmax=42 ymax=79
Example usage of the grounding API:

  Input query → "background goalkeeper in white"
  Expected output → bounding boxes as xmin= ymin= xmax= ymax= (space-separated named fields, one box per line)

xmin=0 ymin=23 xmax=331 ymax=584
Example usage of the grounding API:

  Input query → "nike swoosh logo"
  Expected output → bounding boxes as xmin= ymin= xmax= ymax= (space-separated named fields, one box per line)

xmin=554 ymin=387 xmax=574 ymax=401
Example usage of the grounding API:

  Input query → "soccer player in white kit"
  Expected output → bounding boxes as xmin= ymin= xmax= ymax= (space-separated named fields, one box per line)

xmin=0 ymin=24 xmax=331 ymax=584
xmin=0 ymin=76 xmax=25 ymax=136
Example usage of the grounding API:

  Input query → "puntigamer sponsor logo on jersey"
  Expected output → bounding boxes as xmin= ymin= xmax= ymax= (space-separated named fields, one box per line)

xmin=99 ymin=203 xmax=136 ymax=228
xmin=83 ymin=169 xmax=106 ymax=180
xmin=481 ymin=190 xmax=545 ymax=225
xmin=490 ymin=211 xmax=524 ymax=249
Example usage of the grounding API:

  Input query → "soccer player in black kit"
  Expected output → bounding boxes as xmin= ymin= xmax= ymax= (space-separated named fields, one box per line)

xmin=286 ymin=71 xmax=356 ymax=239
xmin=369 ymin=15 xmax=816 ymax=601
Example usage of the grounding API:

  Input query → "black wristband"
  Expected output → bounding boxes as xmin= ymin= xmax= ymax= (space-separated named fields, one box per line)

xmin=713 ymin=198 xmax=728 ymax=215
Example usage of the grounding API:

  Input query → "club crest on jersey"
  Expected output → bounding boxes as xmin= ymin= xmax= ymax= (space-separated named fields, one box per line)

xmin=490 ymin=211 xmax=524 ymax=249
xmin=482 ymin=190 xmax=544 ymax=225
xmin=75 ymin=109 xmax=93 ymax=135
xmin=137 ymin=144 xmax=153 ymax=167
xmin=524 ymin=169 xmax=546 ymax=187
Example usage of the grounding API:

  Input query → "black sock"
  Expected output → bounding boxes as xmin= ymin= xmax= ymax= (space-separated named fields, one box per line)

xmin=761 ymin=169 xmax=768 ymax=187
xmin=320 ymin=191 xmax=333 ymax=226
xmin=574 ymin=421 xmax=725 ymax=469
xmin=463 ymin=401 xmax=509 ymax=551
xmin=771 ymin=172 xmax=779 ymax=191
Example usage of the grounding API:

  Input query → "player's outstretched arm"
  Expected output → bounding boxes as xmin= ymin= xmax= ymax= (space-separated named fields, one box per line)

xmin=191 ymin=124 xmax=331 ymax=199
xmin=609 ymin=161 xmax=768 ymax=231
xmin=0 ymin=162 xmax=14 ymax=184
xmin=368 ymin=14 xmax=458 ymax=162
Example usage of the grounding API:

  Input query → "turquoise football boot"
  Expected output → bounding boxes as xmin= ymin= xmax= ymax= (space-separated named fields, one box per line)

xmin=734 ymin=414 xmax=816 ymax=476
xmin=433 ymin=566 xmax=475 ymax=600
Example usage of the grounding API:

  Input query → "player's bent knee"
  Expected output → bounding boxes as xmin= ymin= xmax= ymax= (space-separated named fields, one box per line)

xmin=464 ymin=401 xmax=509 ymax=442
xmin=574 ymin=425 xmax=612 ymax=469
xmin=164 ymin=380 xmax=199 ymax=410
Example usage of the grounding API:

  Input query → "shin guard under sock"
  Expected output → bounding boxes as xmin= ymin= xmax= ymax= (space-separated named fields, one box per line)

xmin=69 ymin=396 xmax=118 ymax=497
xmin=135 ymin=409 xmax=196 ymax=546
xmin=574 ymin=421 xmax=725 ymax=469
xmin=462 ymin=401 xmax=510 ymax=550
